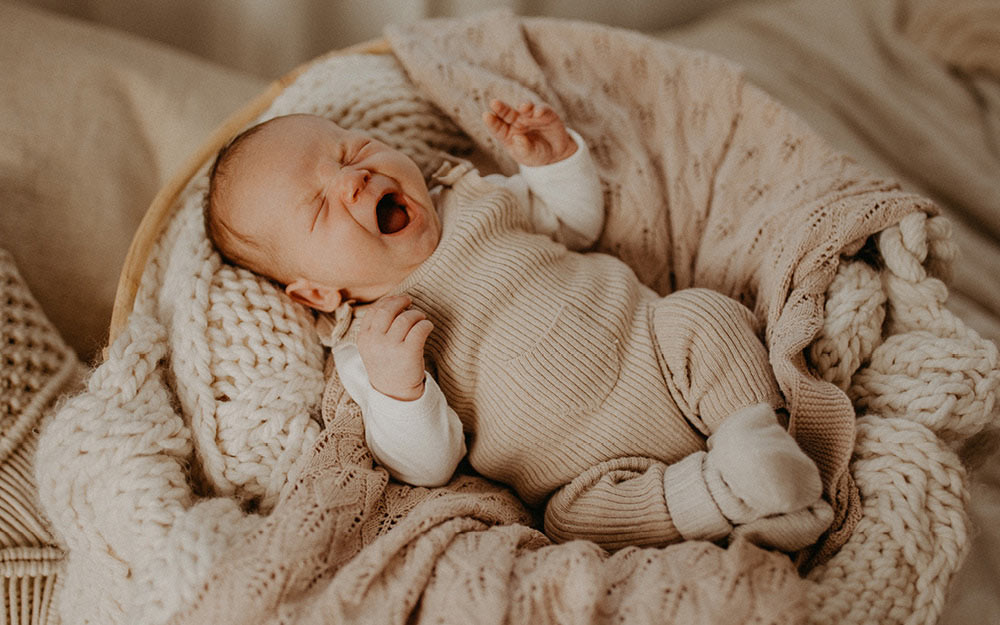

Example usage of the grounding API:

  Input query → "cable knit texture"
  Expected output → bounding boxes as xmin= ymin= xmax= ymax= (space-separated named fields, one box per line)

xmin=31 ymin=15 xmax=999 ymax=625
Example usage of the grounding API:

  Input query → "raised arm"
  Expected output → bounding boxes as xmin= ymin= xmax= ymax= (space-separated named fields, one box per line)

xmin=483 ymin=99 xmax=604 ymax=249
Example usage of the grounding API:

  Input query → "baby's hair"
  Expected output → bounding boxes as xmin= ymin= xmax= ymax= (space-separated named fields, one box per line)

xmin=204 ymin=118 xmax=282 ymax=281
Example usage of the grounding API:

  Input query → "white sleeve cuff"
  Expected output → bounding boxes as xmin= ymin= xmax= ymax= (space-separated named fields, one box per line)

xmin=334 ymin=344 xmax=466 ymax=487
xmin=518 ymin=128 xmax=604 ymax=249
xmin=663 ymin=451 xmax=732 ymax=541
xmin=364 ymin=373 xmax=467 ymax=487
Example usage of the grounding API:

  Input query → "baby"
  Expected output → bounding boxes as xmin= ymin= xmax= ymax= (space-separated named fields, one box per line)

xmin=206 ymin=100 xmax=833 ymax=551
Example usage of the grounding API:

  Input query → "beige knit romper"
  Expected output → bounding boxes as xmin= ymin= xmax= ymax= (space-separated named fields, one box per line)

xmin=388 ymin=162 xmax=782 ymax=549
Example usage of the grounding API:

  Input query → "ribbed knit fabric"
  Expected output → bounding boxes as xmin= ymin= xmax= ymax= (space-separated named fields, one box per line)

xmin=664 ymin=452 xmax=732 ymax=541
xmin=385 ymin=161 xmax=784 ymax=548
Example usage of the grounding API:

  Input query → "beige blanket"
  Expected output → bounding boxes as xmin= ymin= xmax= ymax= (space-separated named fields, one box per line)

xmin=385 ymin=12 xmax=936 ymax=562
xmin=654 ymin=3 xmax=1000 ymax=621
xmin=169 ymin=366 xmax=808 ymax=624
xmin=163 ymin=14 xmax=945 ymax=622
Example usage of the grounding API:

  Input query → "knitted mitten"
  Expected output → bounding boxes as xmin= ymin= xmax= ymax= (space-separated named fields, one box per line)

xmin=663 ymin=403 xmax=833 ymax=551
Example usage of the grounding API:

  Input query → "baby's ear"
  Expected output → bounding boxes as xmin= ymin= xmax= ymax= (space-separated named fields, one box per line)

xmin=285 ymin=279 xmax=343 ymax=312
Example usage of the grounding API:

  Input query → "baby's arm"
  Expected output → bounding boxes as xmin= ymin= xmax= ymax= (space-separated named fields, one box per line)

xmin=484 ymin=100 xmax=604 ymax=249
xmin=337 ymin=295 xmax=465 ymax=487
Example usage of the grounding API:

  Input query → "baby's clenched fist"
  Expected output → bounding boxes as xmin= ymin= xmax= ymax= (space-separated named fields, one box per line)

xmin=356 ymin=294 xmax=433 ymax=401
xmin=483 ymin=99 xmax=577 ymax=167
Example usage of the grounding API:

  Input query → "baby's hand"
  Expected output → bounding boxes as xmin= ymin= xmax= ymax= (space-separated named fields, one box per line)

xmin=357 ymin=295 xmax=432 ymax=401
xmin=483 ymin=99 xmax=577 ymax=167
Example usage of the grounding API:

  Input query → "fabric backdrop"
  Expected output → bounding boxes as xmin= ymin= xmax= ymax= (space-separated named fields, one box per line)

xmin=17 ymin=0 xmax=744 ymax=78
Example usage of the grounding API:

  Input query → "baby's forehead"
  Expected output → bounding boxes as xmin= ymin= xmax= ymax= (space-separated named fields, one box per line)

xmin=265 ymin=114 xmax=350 ymax=141
xmin=237 ymin=115 xmax=340 ymax=168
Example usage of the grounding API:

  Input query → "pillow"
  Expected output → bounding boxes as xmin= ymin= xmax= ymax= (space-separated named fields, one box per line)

xmin=0 ymin=2 xmax=265 ymax=362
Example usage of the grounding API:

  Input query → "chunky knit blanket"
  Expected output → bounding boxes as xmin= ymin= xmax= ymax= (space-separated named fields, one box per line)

xmin=34 ymin=15 xmax=998 ymax=625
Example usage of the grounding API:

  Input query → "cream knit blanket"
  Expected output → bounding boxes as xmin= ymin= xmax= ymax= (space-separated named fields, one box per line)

xmin=35 ymin=15 xmax=999 ymax=625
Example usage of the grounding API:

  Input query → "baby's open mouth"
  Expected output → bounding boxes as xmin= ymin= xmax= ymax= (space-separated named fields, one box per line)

xmin=376 ymin=192 xmax=411 ymax=235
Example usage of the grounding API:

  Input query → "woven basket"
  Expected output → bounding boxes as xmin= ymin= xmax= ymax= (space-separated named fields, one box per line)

xmin=93 ymin=35 xmax=998 ymax=625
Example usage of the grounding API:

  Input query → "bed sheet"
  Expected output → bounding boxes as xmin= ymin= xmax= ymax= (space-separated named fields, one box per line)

xmin=657 ymin=0 xmax=1000 ymax=621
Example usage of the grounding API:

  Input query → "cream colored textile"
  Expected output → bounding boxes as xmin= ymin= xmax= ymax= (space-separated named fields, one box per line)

xmin=656 ymin=2 xmax=1000 ymax=621
xmin=1 ymin=249 xmax=82 ymax=625
xmin=662 ymin=0 xmax=1000 ymax=347
xmin=383 ymin=10 xmax=936 ymax=564
xmin=33 ymin=14 xmax=999 ymax=625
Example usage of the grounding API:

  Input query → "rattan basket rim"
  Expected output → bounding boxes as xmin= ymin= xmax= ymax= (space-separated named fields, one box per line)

xmin=105 ymin=38 xmax=392 ymax=357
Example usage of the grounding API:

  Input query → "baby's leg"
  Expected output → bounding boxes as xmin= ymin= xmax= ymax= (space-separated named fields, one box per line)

xmin=650 ymin=287 xmax=782 ymax=435
xmin=663 ymin=404 xmax=832 ymax=550
xmin=544 ymin=439 xmax=832 ymax=552
xmin=544 ymin=457 xmax=684 ymax=550
xmin=650 ymin=289 xmax=831 ymax=548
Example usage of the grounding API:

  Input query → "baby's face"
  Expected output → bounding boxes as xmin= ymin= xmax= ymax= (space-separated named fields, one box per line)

xmin=222 ymin=114 xmax=439 ymax=309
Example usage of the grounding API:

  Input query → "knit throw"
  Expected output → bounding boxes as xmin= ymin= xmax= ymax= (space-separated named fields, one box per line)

xmin=34 ymin=16 xmax=999 ymax=625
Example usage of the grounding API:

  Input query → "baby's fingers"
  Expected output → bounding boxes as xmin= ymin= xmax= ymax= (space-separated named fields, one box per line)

xmin=489 ymin=99 xmax=518 ymax=123
xmin=522 ymin=102 xmax=559 ymax=127
xmin=405 ymin=318 xmax=434 ymax=349
xmin=387 ymin=308 xmax=429 ymax=342
xmin=483 ymin=110 xmax=506 ymax=137
xmin=365 ymin=295 xmax=412 ymax=334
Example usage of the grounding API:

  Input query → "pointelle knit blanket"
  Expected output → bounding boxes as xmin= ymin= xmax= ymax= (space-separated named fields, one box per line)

xmin=35 ymin=13 xmax=999 ymax=625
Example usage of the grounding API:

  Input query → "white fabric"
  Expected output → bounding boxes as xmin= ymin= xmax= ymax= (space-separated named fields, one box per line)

xmin=705 ymin=403 xmax=823 ymax=517
xmin=663 ymin=451 xmax=732 ymax=541
xmin=338 ymin=129 xmax=603 ymax=486
xmin=513 ymin=128 xmax=605 ymax=249
xmin=334 ymin=344 xmax=465 ymax=486
xmin=663 ymin=403 xmax=831 ymax=547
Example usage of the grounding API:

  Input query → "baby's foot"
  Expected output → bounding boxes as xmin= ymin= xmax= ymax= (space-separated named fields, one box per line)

xmin=705 ymin=403 xmax=823 ymax=520
xmin=663 ymin=404 xmax=828 ymax=545
xmin=732 ymin=501 xmax=835 ymax=552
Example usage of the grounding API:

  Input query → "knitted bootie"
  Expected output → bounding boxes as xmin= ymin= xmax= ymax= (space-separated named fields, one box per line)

xmin=663 ymin=403 xmax=832 ymax=550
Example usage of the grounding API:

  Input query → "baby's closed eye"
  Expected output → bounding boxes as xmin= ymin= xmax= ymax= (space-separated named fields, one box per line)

xmin=343 ymin=140 xmax=370 ymax=165
xmin=310 ymin=195 xmax=327 ymax=232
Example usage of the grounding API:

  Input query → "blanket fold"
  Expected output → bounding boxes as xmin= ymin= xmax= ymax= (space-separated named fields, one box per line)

xmin=384 ymin=11 xmax=936 ymax=563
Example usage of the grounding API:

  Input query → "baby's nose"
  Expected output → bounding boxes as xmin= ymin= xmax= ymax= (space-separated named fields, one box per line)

xmin=342 ymin=169 xmax=371 ymax=203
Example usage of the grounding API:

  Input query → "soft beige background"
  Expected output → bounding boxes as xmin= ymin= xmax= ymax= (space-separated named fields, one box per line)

xmin=17 ymin=0 xmax=742 ymax=78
